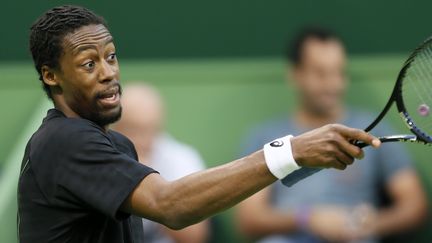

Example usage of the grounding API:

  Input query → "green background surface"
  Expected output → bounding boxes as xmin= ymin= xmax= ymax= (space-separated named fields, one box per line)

xmin=2 ymin=0 xmax=432 ymax=60
xmin=0 ymin=56 xmax=431 ymax=242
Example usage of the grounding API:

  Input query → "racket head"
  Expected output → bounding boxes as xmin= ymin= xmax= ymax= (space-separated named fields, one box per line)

xmin=394 ymin=37 xmax=432 ymax=144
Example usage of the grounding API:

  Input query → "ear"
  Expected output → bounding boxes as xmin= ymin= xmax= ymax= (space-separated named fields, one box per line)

xmin=41 ymin=65 xmax=60 ymax=87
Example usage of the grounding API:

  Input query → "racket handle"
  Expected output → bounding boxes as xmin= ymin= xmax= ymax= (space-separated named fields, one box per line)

xmin=354 ymin=134 xmax=418 ymax=148
xmin=353 ymin=140 xmax=369 ymax=148
xmin=281 ymin=167 xmax=321 ymax=187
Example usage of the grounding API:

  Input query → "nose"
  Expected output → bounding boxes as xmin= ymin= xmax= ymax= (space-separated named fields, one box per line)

xmin=99 ymin=59 xmax=116 ymax=83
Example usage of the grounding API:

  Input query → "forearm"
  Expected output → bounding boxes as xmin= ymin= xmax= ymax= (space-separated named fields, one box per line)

xmin=138 ymin=150 xmax=277 ymax=229
xmin=161 ymin=151 xmax=275 ymax=227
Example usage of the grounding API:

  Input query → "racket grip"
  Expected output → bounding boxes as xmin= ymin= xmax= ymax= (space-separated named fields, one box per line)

xmin=353 ymin=135 xmax=418 ymax=148
xmin=353 ymin=140 xmax=369 ymax=148
xmin=281 ymin=167 xmax=322 ymax=187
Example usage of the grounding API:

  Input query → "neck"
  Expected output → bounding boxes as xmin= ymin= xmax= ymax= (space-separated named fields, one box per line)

xmin=53 ymin=96 xmax=109 ymax=132
xmin=295 ymin=104 xmax=344 ymax=129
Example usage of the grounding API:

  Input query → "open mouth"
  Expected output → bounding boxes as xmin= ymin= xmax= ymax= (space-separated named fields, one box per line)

xmin=97 ymin=85 xmax=120 ymax=108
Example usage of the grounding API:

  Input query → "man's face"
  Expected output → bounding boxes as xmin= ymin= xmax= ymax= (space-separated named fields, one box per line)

xmin=55 ymin=24 xmax=121 ymax=126
xmin=292 ymin=38 xmax=347 ymax=115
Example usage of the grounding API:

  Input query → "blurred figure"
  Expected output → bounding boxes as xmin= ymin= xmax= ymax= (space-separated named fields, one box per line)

xmin=237 ymin=27 xmax=427 ymax=243
xmin=113 ymin=83 xmax=209 ymax=243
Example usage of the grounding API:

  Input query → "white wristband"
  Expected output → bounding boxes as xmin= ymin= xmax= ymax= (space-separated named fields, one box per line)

xmin=263 ymin=135 xmax=300 ymax=179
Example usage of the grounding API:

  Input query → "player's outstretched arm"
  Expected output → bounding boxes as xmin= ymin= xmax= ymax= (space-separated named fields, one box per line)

xmin=120 ymin=124 xmax=380 ymax=230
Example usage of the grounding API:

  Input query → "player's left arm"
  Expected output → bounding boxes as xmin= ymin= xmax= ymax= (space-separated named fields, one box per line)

xmin=372 ymin=169 xmax=428 ymax=236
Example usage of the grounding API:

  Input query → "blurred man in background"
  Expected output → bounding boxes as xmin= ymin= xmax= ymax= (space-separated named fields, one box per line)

xmin=237 ymin=27 xmax=427 ymax=243
xmin=113 ymin=83 xmax=209 ymax=243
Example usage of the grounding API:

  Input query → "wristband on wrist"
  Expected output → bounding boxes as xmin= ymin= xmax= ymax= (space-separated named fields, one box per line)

xmin=263 ymin=135 xmax=300 ymax=179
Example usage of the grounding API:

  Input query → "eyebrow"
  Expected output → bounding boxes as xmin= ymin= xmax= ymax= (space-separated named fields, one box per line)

xmin=73 ymin=36 xmax=114 ymax=55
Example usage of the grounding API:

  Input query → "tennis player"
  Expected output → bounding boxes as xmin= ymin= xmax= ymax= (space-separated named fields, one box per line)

xmin=18 ymin=5 xmax=380 ymax=243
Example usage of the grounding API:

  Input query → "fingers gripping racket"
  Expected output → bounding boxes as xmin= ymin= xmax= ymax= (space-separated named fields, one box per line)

xmin=282 ymin=36 xmax=432 ymax=187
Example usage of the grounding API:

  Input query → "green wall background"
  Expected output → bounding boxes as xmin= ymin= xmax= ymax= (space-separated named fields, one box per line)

xmin=2 ymin=0 xmax=432 ymax=60
xmin=0 ymin=56 xmax=431 ymax=242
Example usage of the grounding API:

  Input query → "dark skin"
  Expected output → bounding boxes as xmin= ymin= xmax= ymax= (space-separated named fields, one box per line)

xmin=42 ymin=24 xmax=121 ymax=129
xmin=41 ymin=24 xmax=381 ymax=230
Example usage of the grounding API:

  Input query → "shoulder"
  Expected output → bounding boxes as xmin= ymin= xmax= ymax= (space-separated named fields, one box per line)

xmin=107 ymin=130 xmax=138 ymax=159
xmin=29 ymin=112 xmax=113 ymax=164
xmin=28 ymin=115 xmax=115 ymax=178
xmin=108 ymin=129 xmax=134 ymax=147
xmin=34 ymin=114 xmax=106 ymax=145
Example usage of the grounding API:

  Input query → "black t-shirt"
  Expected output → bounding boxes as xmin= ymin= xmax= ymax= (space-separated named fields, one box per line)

xmin=18 ymin=109 xmax=157 ymax=243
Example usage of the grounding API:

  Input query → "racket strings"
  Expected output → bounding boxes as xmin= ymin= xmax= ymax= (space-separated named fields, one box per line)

xmin=418 ymin=48 xmax=432 ymax=95
xmin=406 ymin=52 xmax=432 ymax=114
xmin=401 ymin=43 xmax=432 ymax=139
xmin=407 ymin=47 xmax=432 ymax=100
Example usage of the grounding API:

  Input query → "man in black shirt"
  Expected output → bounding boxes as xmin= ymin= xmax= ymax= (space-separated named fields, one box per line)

xmin=18 ymin=5 xmax=381 ymax=243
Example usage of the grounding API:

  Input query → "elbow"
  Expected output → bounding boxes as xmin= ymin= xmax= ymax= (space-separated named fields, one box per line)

xmin=161 ymin=213 xmax=199 ymax=230
xmin=155 ymin=192 xmax=201 ymax=230
xmin=164 ymin=221 xmax=187 ymax=231
xmin=165 ymin=221 xmax=210 ymax=243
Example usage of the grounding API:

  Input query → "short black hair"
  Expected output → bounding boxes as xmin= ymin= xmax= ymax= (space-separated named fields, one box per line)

xmin=29 ymin=5 xmax=107 ymax=99
xmin=287 ymin=27 xmax=341 ymax=66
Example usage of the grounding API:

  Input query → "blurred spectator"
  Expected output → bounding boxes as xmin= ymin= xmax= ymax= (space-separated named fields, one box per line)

xmin=113 ymin=83 xmax=209 ymax=243
xmin=237 ymin=27 xmax=427 ymax=243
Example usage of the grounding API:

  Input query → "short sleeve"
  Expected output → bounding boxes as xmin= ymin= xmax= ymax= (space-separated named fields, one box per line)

xmin=52 ymin=123 xmax=157 ymax=220
xmin=375 ymin=123 xmax=413 ymax=183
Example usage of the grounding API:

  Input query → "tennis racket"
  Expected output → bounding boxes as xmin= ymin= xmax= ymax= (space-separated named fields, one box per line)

xmin=282 ymin=36 xmax=432 ymax=187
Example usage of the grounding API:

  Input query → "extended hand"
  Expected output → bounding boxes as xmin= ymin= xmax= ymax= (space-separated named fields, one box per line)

xmin=291 ymin=124 xmax=381 ymax=170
